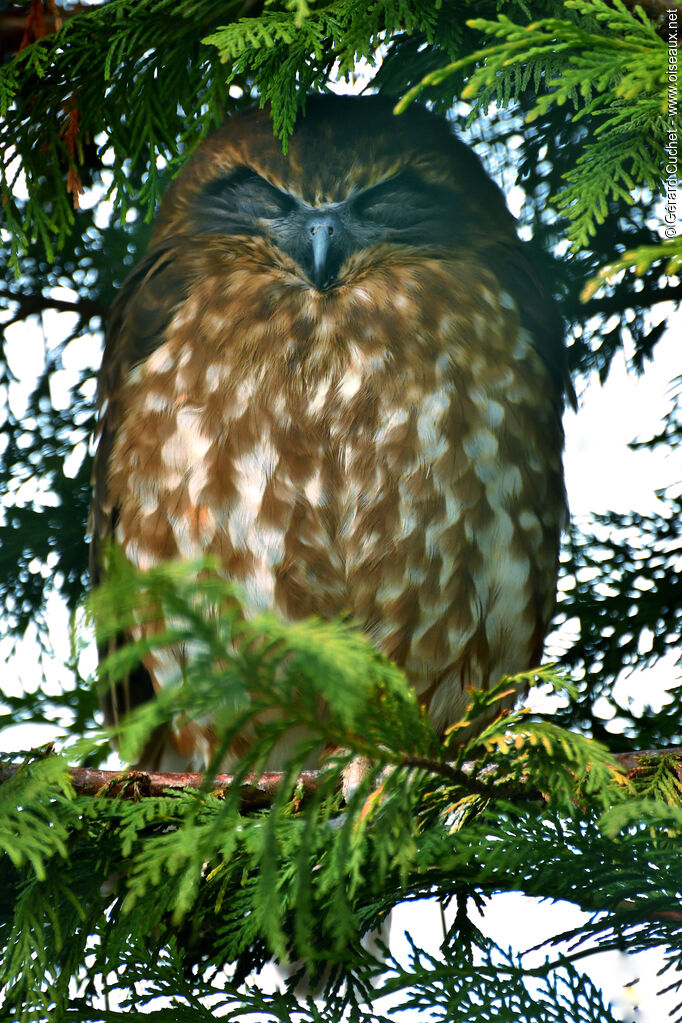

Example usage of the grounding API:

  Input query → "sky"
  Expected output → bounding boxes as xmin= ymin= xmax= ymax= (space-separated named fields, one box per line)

xmin=0 ymin=82 xmax=680 ymax=1021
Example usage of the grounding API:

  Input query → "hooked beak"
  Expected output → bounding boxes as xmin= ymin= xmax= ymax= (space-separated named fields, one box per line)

xmin=306 ymin=213 xmax=338 ymax=290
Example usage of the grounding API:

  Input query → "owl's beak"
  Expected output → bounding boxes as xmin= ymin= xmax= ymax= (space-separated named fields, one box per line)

xmin=307 ymin=212 xmax=338 ymax=290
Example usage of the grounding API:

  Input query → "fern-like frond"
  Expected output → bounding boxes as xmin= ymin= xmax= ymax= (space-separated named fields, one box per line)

xmin=396 ymin=0 xmax=674 ymax=247
xmin=3 ymin=555 xmax=682 ymax=1018
xmin=0 ymin=753 xmax=74 ymax=879
xmin=582 ymin=239 xmax=682 ymax=300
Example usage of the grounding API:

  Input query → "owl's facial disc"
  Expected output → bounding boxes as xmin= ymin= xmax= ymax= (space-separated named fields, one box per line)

xmin=191 ymin=167 xmax=462 ymax=291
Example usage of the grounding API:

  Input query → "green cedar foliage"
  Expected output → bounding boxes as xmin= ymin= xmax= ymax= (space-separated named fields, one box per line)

xmin=397 ymin=0 xmax=681 ymax=255
xmin=2 ymin=560 xmax=682 ymax=1022
xmin=0 ymin=0 xmax=680 ymax=1017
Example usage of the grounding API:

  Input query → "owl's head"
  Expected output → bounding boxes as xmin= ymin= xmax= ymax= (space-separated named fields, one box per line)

xmin=152 ymin=96 xmax=515 ymax=292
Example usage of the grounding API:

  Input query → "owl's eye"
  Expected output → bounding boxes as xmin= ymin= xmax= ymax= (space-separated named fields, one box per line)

xmin=192 ymin=168 xmax=297 ymax=235
xmin=353 ymin=172 xmax=447 ymax=230
xmin=226 ymin=169 xmax=297 ymax=220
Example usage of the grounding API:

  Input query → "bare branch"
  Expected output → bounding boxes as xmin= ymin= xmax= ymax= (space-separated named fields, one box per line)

xmin=0 ymin=288 xmax=109 ymax=329
xmin=0 ymin=762 xmax=324 ymax=805
xmin=2 ymin=745 xmax=680 ymax=805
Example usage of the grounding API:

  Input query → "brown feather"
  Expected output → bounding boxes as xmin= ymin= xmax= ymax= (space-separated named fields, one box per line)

xmin=91 ymin=96 xmax=568 ymax=768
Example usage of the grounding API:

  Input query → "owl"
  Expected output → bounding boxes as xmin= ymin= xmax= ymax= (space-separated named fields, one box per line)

xmin=90 ymin=95 xmax=568 ymax=772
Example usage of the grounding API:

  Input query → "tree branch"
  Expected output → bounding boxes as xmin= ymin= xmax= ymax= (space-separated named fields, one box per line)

xmin=581 ymin=283 xmax=682 ymax=319
xmin=0 ymin=762 xmax=323 ymax=804
xmin=2 ymin=745 xmax=680 ymax=806
xmin=0 ymin=288 xmax=109 ymax=329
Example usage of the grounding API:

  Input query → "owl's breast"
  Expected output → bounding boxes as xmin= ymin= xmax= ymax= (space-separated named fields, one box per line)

xmin=108 ymin=254 xmax=565 ymax=731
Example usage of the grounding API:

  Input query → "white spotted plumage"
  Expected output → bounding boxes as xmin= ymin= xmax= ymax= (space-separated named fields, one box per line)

xmin=92 ymin=96 xmax=567 ymax=771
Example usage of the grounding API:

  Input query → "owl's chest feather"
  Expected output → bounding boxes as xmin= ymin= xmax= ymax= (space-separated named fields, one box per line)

xmin=108 ymin=264 xmax=564 ymax=725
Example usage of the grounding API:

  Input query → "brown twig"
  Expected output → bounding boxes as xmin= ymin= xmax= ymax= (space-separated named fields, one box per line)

xmin=400 ymin=754 xmax=528 ymax=800
xmin=1 ymin=746 xmax=680 ymax=805
xmin=0 ymin=762 xmax=324 ymax=806
xmin=615 ymin=745 xmax=682 ymax=782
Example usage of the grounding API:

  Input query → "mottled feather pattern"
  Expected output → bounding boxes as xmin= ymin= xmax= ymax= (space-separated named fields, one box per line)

xmin=91 ymin=96 xmax=567 ymax=770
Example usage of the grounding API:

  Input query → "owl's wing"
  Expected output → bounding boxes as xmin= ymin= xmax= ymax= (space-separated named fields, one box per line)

xmin=90 ymin=242 xmax=189 ymax=753
xmin=90 ymin=242 xmax=189 ymax=580
xmin=484 ymin=239 xmax=576 ymax=410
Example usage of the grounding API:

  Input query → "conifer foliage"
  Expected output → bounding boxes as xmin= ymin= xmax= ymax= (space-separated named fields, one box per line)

xmin=0 ymin=0 xmax=680 ymax=1020
xmin=4 ymin=562 xmax=682 ymax=1022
